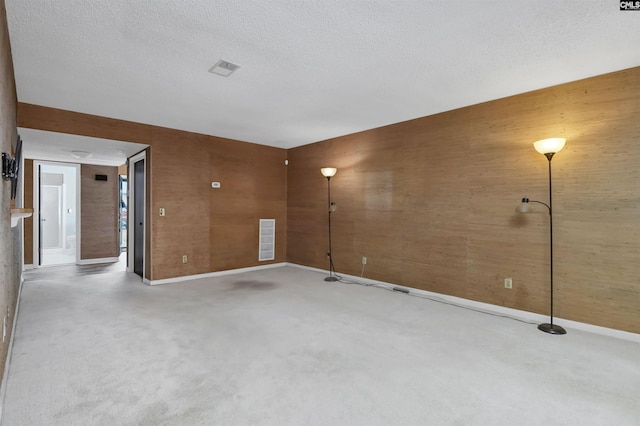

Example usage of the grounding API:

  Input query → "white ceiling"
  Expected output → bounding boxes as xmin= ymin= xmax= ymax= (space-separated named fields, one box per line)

xmin=19 ymin=128 xmax=148 ymax=167
xmin=6 ymin=1 xmax=640 ymax=150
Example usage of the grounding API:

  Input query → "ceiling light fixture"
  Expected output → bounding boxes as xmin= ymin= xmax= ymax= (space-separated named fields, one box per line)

xmin=70 ymin=151 xmax=92 ymax=159
xmin=208 ymin=59 xmax=240 ymax=77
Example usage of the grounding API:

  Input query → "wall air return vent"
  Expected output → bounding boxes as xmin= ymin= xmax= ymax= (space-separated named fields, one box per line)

xmin=259 ymin=219 xmax=275 ymax=261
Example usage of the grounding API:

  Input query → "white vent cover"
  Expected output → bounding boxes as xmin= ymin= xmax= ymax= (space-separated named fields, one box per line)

xmin=259 ymin=219 xmax=275 ymax=261
xmin=208 ymin=59 xmax=240 ymax=77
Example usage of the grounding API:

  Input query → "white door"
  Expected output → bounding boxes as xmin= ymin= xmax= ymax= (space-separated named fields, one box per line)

xmin=36 ymin=163 xmax=79 ymax=266
xmin=41 ymin=184 xmax=63 ymax=249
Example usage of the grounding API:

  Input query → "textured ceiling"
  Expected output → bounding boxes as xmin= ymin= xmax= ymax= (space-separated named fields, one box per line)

xmin=6 ymin=1 xmax=640 ymax=150
xmin=19 ymin=128 xmax=148 ymax=166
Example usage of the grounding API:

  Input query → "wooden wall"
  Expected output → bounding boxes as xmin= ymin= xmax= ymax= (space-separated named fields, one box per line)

xmin=80 ymin=164 xmax=119 ymax=260
xmin=288 ymin=67 xmax=640 ymax=334
xmin=17 ymin=104 xmax=288 ymax=280
xmin=15 ymin=65 xmax=639 ymax=333
xmin=0 ymin=0 xmax=19 ymax=387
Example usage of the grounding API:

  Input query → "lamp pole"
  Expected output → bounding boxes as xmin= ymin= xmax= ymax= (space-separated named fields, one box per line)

xmin=538 ymin=152 xmax=565 ymax=334
xmin=321 ymin=168 xmax=338 ymax=282
xmin=518 ymin=138 xmax=567 ymax=335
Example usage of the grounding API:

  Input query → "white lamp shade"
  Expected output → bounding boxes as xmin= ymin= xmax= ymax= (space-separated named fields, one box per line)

xmin=533 ymin=138 xmax=566 ymax=155
xmin=321 ymin=167 xmax=337 ymax=178
xmin=516 ymin=202 xmax=531 ymax=213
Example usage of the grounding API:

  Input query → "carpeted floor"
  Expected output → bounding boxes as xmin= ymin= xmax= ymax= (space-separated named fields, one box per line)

xmin=2 ymin=265 xmax=639 ymax=425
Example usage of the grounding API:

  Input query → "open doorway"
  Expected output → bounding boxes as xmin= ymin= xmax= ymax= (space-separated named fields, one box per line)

xmin=128 ymin=151 xmax=146 ymax=279
xmin=34 ymin=161 xmax=80 ymax=266
xmin=119 ymin=174 xmax=128 ymax=254
xmin=21 ymin=128 xmax=149 ymax=276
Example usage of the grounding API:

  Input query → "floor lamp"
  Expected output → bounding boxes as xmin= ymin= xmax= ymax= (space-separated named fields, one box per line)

xmin=321 ymin=167 xmax=338 ymax=282
xmin=516 ymin=138 xmax=567 ymax=335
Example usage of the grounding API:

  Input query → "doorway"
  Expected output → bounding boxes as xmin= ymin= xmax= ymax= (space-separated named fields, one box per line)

xmin=34 ymin=162 xmax=80 ymax=266
xmin=128 ymin=152 xmax=146 ymax=278
xmin=119 ymin=175 xmax=128 ymax=253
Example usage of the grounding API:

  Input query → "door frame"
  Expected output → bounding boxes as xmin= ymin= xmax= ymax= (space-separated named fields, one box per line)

xmin=33 ymin=160 xmax=81 ymax=266
xmin=127 ymin=151 xmax=146 ymax=279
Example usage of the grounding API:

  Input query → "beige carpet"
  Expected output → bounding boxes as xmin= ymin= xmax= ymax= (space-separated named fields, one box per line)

xmin=2 ymin=265 xmax=639 ymax=425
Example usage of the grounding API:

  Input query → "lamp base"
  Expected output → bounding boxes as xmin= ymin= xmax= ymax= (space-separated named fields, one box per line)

xmin=538 ymin=323 xmax=566 ymax=335
xmin=324 ymin=276 xmax=338 ymax=282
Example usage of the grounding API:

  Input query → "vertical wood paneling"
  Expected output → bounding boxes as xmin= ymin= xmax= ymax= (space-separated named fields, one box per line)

xmin=80 ymin=164 xmax=119 ymax=259
xmin=209 ymin=139 xmax=287 ymax=271
xmin=288 ymin=66 xmax=640 ymax=334
xmin=148 ymin=132 xmax=210 ymax=279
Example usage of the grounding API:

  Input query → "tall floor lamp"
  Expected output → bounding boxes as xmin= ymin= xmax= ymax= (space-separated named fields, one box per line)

xmin=516 ymin=137 xmax=566 ymax=335
xmin=321 ymin=167 xmax=338 ymax=282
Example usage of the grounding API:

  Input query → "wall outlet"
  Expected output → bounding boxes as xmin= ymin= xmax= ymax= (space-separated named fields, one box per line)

xmin=159 ymin=208 xmax=166 ymax=216
xmin=504 ymin=278 xmax=512 ymax=289
xmin=362 ymin=256 xmax=367 ymax=265
xmin=182 ymin=255 xmax=188 ymax=264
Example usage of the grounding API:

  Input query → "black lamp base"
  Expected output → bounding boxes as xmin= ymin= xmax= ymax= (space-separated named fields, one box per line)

xmin=538 ymin=323 xmax=566 ymax=335
xmin=324 ymin=276 xmax=338 ymax=282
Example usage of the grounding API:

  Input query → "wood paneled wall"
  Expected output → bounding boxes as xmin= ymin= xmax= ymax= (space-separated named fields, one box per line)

xmin=80 ymin=164 xmax=119 ymax=259
xmin=288 ymin=67 xmax=640 ymax=334
xmin=17 ymin=104 xmax=288 ymax=280
xmin=0 ymin=0 xmax=19 ymax=387
xmin=15 ymin=66 xmax=639 ymax=332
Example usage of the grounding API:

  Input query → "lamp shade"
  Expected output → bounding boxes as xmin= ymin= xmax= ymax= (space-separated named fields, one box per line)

xmin=321 ymin=167 xmax=337 ymax=178
xmin=515 ymin=197 xmax=531 ymax=213
xmin=533 ymin=138 xmax=566 ymax=155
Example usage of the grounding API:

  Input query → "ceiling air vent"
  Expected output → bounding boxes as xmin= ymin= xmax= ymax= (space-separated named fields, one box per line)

xmin=208 ymin=59 xmax=240 ymax=77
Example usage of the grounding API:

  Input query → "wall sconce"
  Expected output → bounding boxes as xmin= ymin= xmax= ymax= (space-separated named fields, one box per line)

xmin=321 ymin=167 xmax=338 ymax=282
xmin=517 ymin=137 xmax=566 ymax=335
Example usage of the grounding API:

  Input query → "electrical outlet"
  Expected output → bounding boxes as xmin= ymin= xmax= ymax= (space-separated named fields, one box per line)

xmin=159 ymin=208 xmax=165 ymax=216
xmin=362 ymin=256 xmax=367 ymax=265
xmin=182 ymin=255 xmax=188 ymax=264
xmin=504 ymin=278 xmax=512 ymax=289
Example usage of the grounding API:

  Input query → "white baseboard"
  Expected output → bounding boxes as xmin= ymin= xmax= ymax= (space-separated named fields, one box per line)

xmin=286 ymin=263 xmax=640 ymax=344
xmin=0 ymin=269 xmax=25 ymax=422
xmin=144 ymin=262 xmax=288 ymax=286
xmin=76 ymin=257 xmax=120 ymax=265
xmin=23 ymin=264 xmax=35 ymax=270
